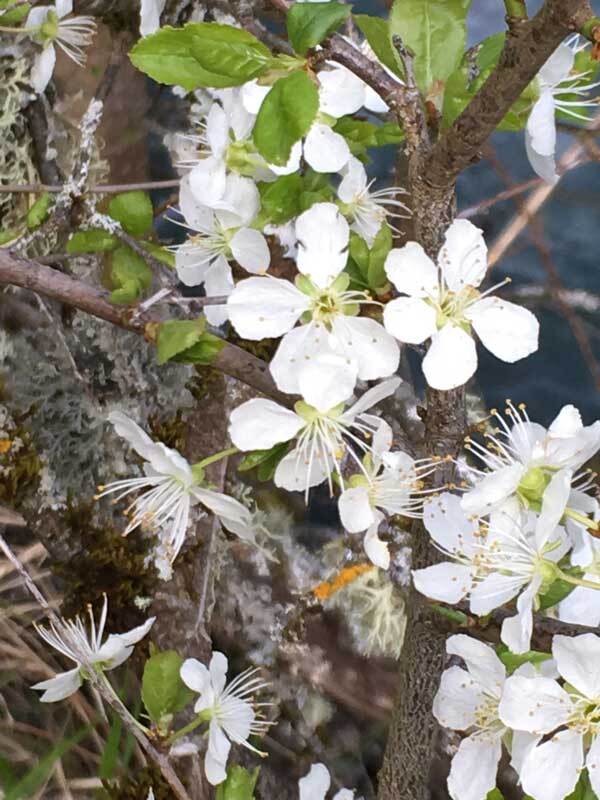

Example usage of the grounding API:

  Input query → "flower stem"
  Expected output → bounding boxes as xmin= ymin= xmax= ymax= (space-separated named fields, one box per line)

xmin=503 ymin=0 xmax=527 ymax=18
xmin=0 ymin=24 xmax=35 ymax=32
xmin=165 ymin=712 xmax=209 ymax=745
xmin=194 ymin=447 xmax=238 ymax=470
xmin=556 ymin=569 xmax=600 ymax=591
xmin=564 ymin=507 xmax=599 ymax=532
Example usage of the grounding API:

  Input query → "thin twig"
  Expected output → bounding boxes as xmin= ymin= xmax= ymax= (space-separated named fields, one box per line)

xmin=0 ymin=179 xmax=181 ymax=194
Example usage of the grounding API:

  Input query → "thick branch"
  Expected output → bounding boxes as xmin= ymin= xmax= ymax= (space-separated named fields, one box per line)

xmin=425 ymin=0 xmax=595 ymax=187
xmin=0 ymin=250 xmax=289 ymax=405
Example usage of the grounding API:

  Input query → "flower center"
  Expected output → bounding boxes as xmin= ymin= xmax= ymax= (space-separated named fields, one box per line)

xmin=431 ymin=286 xmax=480 ymax=330
xmin=40 ymin=10 xmax=59 ymax=42
xmin=568 ymin=693 xmax=600 ymax=734
xmin=474 ymin=696 xmax=503 ymax=735
xmin=517 ymin=466 xmax=553 ymax=509
xmin=296 ymin=273 xmax=364 ymax=327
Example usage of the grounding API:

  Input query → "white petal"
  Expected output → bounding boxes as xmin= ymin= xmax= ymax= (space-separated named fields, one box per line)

xmin=274 ymin=447 xmax=330 ymax=492
xmin=270 ymin=323 xmax=355 ymax=398
xmin=510 ymin=730 xmax=542 ymax=776
xmin=303 ymin=124 xmax=351 ymax=173
xmin=525 ymin=131 xmax=559 ymax=184
xmin=364 ymin=512 xmax=390 ymax=569
xmin=552 ymin=633 xmax=600 ymax=699
xmin=526 ymin=90 xmax=558 ymax=174
xmin=299 ymin=764 xmax=330 ymax=800
xmin=384 ymin=242 xmax=438 ymax=297
xmin=206 ymin=103 xmax=229 ymax=157
xmin=205 ymin=721 xmax=231 ymax=785
xmin=204 ymin=260 xmax=233 ymax=327
xmin=56 ymin=0 xmax=73 ymax=16
xmin=189 ymin=157 xmax=227 ymax=207
xmin=383 ymin=296 xmax=437 ymax=345
xmin=469 ymin=572 xmax=523 ymax=617
xmin=372 ymin=419 xmax=393 ymax=466
xmin=297 ymin=352 xmax=358 ymax=412
xmin=498 ymin=674 xmax=572 ymax=733
xmin=295 ymin=202 xmax=349 ymax=288
xmin=439 ymin=219 xmax=488 ymax=292
xmin=215 ymin=174 xmax=260 ymax=229
xmin=363 ymin=83 xmax=388 ymax=112
xmin=500 ymin=576 xmax=540 ymax=654
xmin=337 ymin=156 xmax=368 ymax=203
xmin=27 ymin=7 xmax=52 ymax=28
xmin=422 ymin=325 xmax=477 ymax=391
xmin=140 ymin=0 xmax=166 ymax=35
xmin=424 ymin=493 xmax=480 ymax=556
xmin=318 ymin=65 xmax=366 ymax=117
xmin=99 ymin=617 xmax=155 ymax=667
xmin=230 ymin=228 xmax=270 ymax=274
xmin=412 ymin=563 xmax=473 ymax=603
xmin=330 ymin=316 xmax=400 ymax=381
xmin=228 ymin=399 xmax=304 ymax=450
xmin=332 ymin=791 xmax=355 ymax=800
xmin=268 ymin=141 xmax=302 ymax=176
xmin=540 ymin=43 xmax=575 ymax=88
xmin=446 ymin=634 xmax=505 ymax=695
xmin=208 ymin=651 xmax=228 ymax=696
xmin=432 ymin=665 xmax=484 ymax=730
xmin=467 ymin=297 xmax=539 ymax=363
xmin=338 ymin=486 xmax=375 ymax=533
xmin=109 ymin=411 xmax=156 ymax=461
xmin=558 ymin=581 xmax=600 ymax=628
xmin=180 ymin=658 xmax=211 ymax=694
xmin=227 ymin=276 xmax=308 ymax=340
xmin=32 ymin=667 xmax=82 ymax=702
xmin=179 ymin=174 xmax=215 ymax=232
xmin=175 ymin=244 xmax=214 ymax=287
xmin=31 ymin=46 xmax=56 ymax=94
xmin=586 ymin=732 xmax=600 ymax=797
xmin=549 ymin=405 xmax=583 ymax=437
xmin=520 ymin=729 xmax=583 ymax=800
xmin=461 ymin=463 xmax=524 ymax=516
xmin=241 ymin=80 xmax=270 ymax=114
xmin=534 ymin=468 xmax=571 ymax=549
xmin=342 ymin=376 xmax=401 ymax=421
xmin=447 ymin=735 xmax=501 ymax=800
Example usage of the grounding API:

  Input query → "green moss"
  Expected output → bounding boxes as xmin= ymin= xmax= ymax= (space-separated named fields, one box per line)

xmin=185 ymin=365 xmax=223 ymax=405
xmin=148 ymin=409 xmax=187 ymax=452
xmin=227 ymin=331 xmax=278 ymax=363
xmin=0 ymin=420 xmax=42 ymax=508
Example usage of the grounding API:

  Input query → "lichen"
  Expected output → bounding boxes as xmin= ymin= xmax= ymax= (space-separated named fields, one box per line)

xmin=0 ymin=403 xmax=42 ymax=509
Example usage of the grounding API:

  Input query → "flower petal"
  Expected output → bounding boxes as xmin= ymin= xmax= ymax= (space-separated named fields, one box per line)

xmin=215 ymin=174 xmax=260 ymax=229
xmin=552 ymin=633 xmax=600 ymax=699
xmin=342 ymin=376 xmax=402 ymax=420
xmin=204 ymin=260 xmax=233 ymax=327
xmin=205 ymin=720 xmax=231 ymax=785
xmin=539 ymin=43 xmax=575 ymax=87
xmin=337 ymin=156 xmax=368 ymax=204
xmin=447 ymin=735 xmax=501 ymax=800
xmin=498 ymin=673 xmax=572 ymax=733
xmin=140 ymin=0 xmax=166 ymax=35
xmin=299 ymin=764 xmax=330 ymax=800
xmin=295 ymin=202 xmax=349 ymax=288
xmin=32 ymin=667 xmax=83 ymax=702
xmin=31 ymin=46 xmax=56 ymax=94
xmin=330 ymin=316 xmax=400 ymax=381
xmin=439 ymin=219 xmax=488 ymax=292
xmin=384 ymin=242 xmax=438 ymax=298
xmin=209 ymin=651 xmax=228 ymax=696
xmin=338 ymin=485 xmax=375 ymax=533
xmin=303 ymin=124 xmax=351 ymax=174
xmin=461 ymin=463 xmax=524 ymax=516
xmin=467 ymin=297 xmax=539 ymax=363
xmin=446 ymin=634 xmax=505 ymax=695
xmin=500 ymin=576 xmax=540 ymax=654
xmin=318 ymin=64 xmax=366 ymax=117
xmin=364 ymin=512 xmax=390 ymax=569
xmin=228 ymin=399 xmax=304 ymax=450
xmin=412 ymin=563 xmax=473 ymax=603
xmin=432 ymin=665 xmax=484 ymax=730
xmin=520 ymin=729 xmax=583 ymax=800
xmin=424 ymin=493 xmax=480 ymax=557
xmin=297 ymin=353 xmax=358 ymax=412
xmin=180 ymin=658 xmax=211 ymax=694
xmin=383 ymin=296 xmax=437 ymax=344
xmin=189 ymin=157 xmax=227 ymax=207
xmin=469 ymin=572 xmax=523 ymax=617
xmin=422 ymin=325 xmax=477 ymax=391
xmin=586 ymin=731 xmax=600 ymax=798
xmin=227 ymin=276 xmax=308 ymax=340
xmin=274 ymin=447 xmax=330 ymax=492
xmin=230 ymin=228 xmax=270 ymax=274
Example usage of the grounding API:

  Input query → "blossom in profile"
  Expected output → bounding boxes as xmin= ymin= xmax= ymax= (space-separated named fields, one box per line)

xmin=140 ymin=0 xmax=165 ymax=36
xmin=383 ymin=219 xmax=539 ymax=390
xmin=180 ymin=652 xmax=271 ymax=785
xmin=26 ymin=1 xmax=96 ymax=94
xmin=298 ymin=763 xmax=354 ymax=799
xmin=32 ymin=595 xmax=154 ymax=702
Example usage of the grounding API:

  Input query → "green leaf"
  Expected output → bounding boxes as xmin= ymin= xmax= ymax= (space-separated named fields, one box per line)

xmin=26 ymin=192 xmax=52 ymax=230
xmin=353 ymin=14 xmax=402 ymax=77
xmin=143 ymin=241 xmax=176 ymax=267
xmin=67 ymin=229 xmax=118 ymax=254
xmin=486 ymin=791 xmax=504 ymax=800
xmin=108 ymin=191 xmax=153 ymax=237
xmin=298 ymin=168 xmax=334 ymax=210
xmin=156 ymin=317 xmax=207 ymax=365
xmin=258 ymin=174 xmax=302 ymax=224
xmin=238 ymin=442 xmax=290 ymax=482
xmin=99 ymin=714 xmax=123 ymax=781
xmin=253 ymin=71 xmax=319 ymax=166
xmin=189 ymin=23 xmax=274 ymax=86
xmin=389 ymin=0 xmax=471 ymax=95
xmin=537 ymin=575 xmax=578 ymax=611
xmin=216 ymin=766 xmax=260 ymax=800
xmin=349 ymin=232 xmax=370 ymax=278
xmin=564 ymin=771 xmax=597 ymax=800
xmin=130 ymin=24 xmax=236 ymax=90
xmin=287 ymin=2 xmax=351 ymax=56
xmin=0 ymin=756 xmax=16 ymax=791
xmin=109 ymin=245 xmax=153 ymax=305
xmin=5 ymin=728 xmax=89 ymax=800
xmin=496 ymin=644 xmax=552 ymax=675
xmin=333 ymin=117 xmax=404 ymax=156
xmin=170 ymin=332 xmax=225 ymax=365
xmin=0 ymin=228 xmax=21 ymax=246
xmin=141 ymin=650 xmax=195 ymax=726
xmin=0 ymin=4 xmax=30 ymax=23
xmin=367 ymin=223 xmax=392 ymax=291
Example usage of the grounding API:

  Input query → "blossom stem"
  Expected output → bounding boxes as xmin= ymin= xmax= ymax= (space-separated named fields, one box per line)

xmin=99 ymin=673 xmax=153 ymax=735
xmin=194 ymin=447 xmax=239 ymax=470
xmin=429 ymin=604 xmax=470 ymax=626
xmin=563 ymin=507 xmax=599 ymax=532
xmin=164 ymin=711 xmax=210 ymax=745
xmin=581 ymin=16 xmax=600 ymax=41
xmin=556 ymin=569 xmax=600 ymax=591
xmin=503 ymin=0 xmax=527 ymax=19
xmin=0 ymin=24 xmax=36 ymax=32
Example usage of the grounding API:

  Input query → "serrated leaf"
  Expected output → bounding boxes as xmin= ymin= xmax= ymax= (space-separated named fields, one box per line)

xmin=130 ymin=24 xmax=233 ymax=90
xmin=171 ymin=332 xmax=225 ymax=365
xmin=190 ymin=23 xmax=274 ymax=86
xmin=141 ymin=650 xmax=195 ymax=725
xmin=258 ymin=174 xmax=302 ymax=224
xmin=253 ymin=71 xmax=319 ymax=166
xmin=389 ymin=0 xmax=471 ymax=95
xmin=26 ymin=192 xmax=52 ymax=230
xmin=354 ymin=14 xmax=403 ymax=77
xmin=156 ymin=318 xmax=207 ymax=364
xmin=287 ymin=2 xmax=351 ymax=56
xmin=496 ymin=644 xmax=552 ymax=674
xmin=67 ymin=229 xmax=118 ymax=254
xmin=109 ymin=246 xmax=153 ymax=305
xmin=216 ymin=766 xmax=259 ymax=800
xmin=108 ymin=191 xmax=153 ymax=237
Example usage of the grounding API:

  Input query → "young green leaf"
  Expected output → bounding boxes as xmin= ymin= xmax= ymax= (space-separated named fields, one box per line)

xmin=170 ymin=332 xmax=225 ymax=365
xmin=537 ymin=575 xmax=578 ymax=610
xmin=141 ymin=650 xmax=195 ymax=726
xmin=156 ymin=318 xmax=207 ymax=365
xmin=108 ymin=191 xmax=154 ymax=237
xmin=109 ymin=246 xmax=153 ymax=305
xmin=26 ymin=193 xmax=52 ymax=230
xmin=258 ymin=174 xmax=303 ymax=224
xmin=253 ymin=71 xmax=319 ymax=166
xmin=67 ymin=229 xmax=118 ymax=254
xmin=353 ymin=14 xmax=403 ymax=77
xmin=0 ymin=228 xmax=21 ymax=246
xmin=0 ymin=4 xmax=30 ymax=24
xmin=367 ymin=223 xmax=393 ymax=292
xmin=495 ymin=644 xmax=552 ymax=674
xmin=216 ymin=765 xmax=260 ymax=800
xmin=333 ymin=117 xmax=404 ymax=156
xmin=189 ymin=23 xmax=274 ymax=86
xmin=238 ymin=442 xmax=290 ymax=482
xmin=98 ymin=714 xmax=123 ymax=781
xmin=130 ymin=24 xmax=234 ymax=90
xmin=486 ymin=791 xmax=505 ymax=800
xmin=287 ymin=2 xmax=351 ymax=56
xmin=389 ymin=0 xmax=471 ymax=95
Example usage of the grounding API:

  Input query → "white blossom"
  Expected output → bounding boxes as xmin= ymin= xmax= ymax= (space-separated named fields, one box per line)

xmin=298 ymin=763 xmax=354 ymax=800
xmin=180 ymin=652 xmax=270 ymax=785
xmin=27 ymin=0 xmax=95 ymax=93
xmin=228 ymin=203 xmax=400 ymax=395
xmin=140 ymin=0 xmax=165 ymax=35
xmin=32 ymin=595 xmax=154 ymax=702
xmin=383 ymin=219 xmax=539 ymax=390
xmin=96 ymin=412 xmax=268 ymax=571
xmin=527 ymin=38 xmax=600 ymax=183
xmin=228 ymin=376 xmax=401 ymax=498
xmin=499 ymin=633 xmax=600 ymax=800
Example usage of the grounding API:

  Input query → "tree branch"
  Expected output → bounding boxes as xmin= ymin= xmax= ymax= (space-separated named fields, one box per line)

xmin=425 ymin=0 xmax=595 ymax=187
xmin=0 ymin=249 xmax=290 ymax=405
